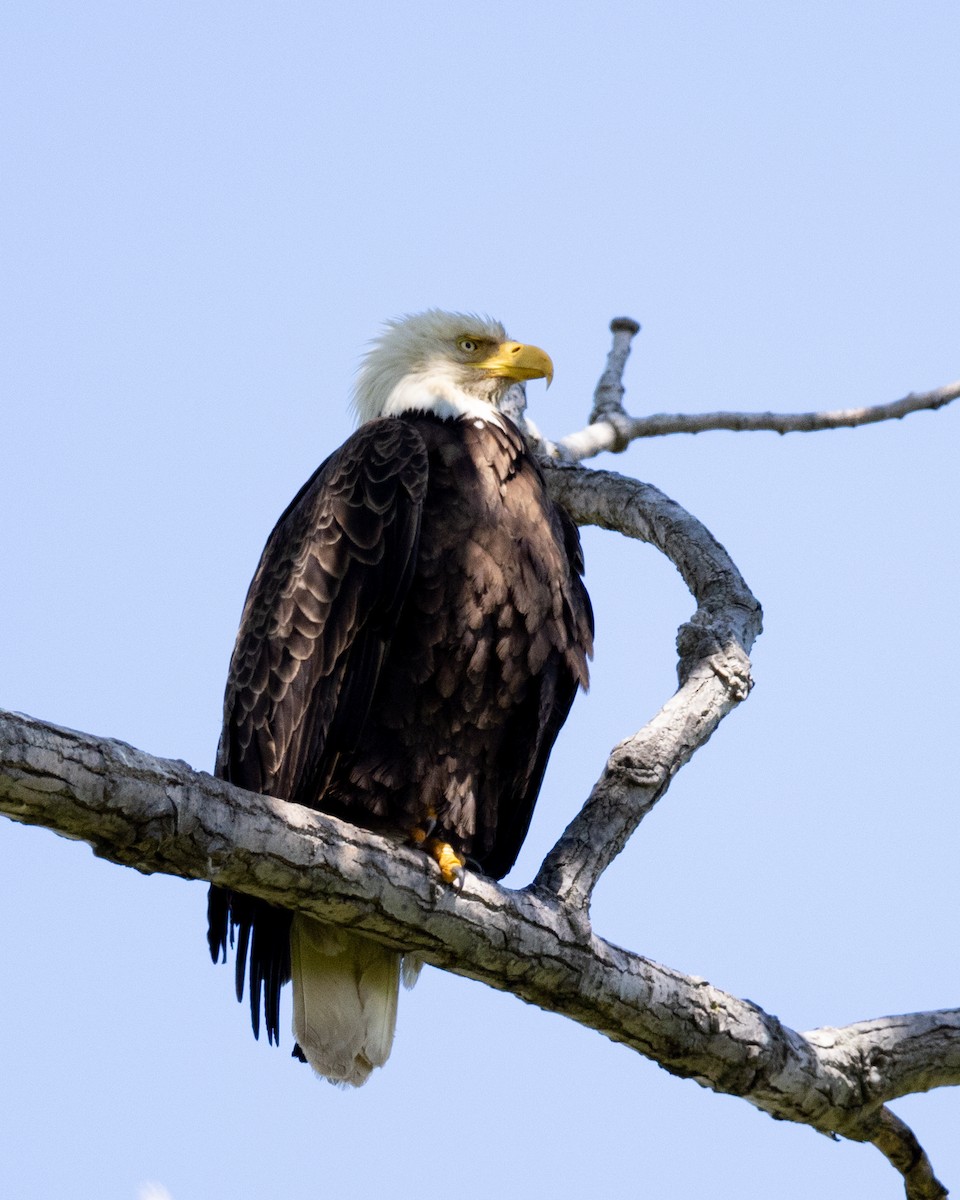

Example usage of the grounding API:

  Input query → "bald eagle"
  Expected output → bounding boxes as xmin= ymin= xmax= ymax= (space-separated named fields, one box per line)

xmin=208 ymin=310 xmax=593 ymax=1084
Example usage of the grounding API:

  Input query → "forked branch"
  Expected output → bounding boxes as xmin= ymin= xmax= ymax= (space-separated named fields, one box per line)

xmin=539 ymin=319 xmax=959 ymax=462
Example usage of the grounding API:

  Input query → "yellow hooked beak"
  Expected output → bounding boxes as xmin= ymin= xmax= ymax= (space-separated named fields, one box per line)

xmin=474 ymin=340 xmax=554 ymax=387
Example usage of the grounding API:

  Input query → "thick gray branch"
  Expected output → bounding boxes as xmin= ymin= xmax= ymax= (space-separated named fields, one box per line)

xmin=808 ymin=1012 xmax=960 ymax=1107
xmin=1 ymin=706 xmax=957 ymax=1193
xmin=537 ymin=464 xmax=762 ymax=910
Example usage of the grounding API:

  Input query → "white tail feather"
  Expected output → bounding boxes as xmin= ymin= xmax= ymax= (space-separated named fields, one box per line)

xmin=290 ymin=914 xmax=402 ymax=1087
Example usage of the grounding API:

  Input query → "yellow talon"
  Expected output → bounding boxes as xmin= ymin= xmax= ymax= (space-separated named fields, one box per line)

xmin=423 ymin=838 xmax=466 ymax=885
xmin=408 ymin=811 xmax=438 ymax=847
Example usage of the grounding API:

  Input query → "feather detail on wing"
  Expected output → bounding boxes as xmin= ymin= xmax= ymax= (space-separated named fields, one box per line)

xmin=209 ymin=420 xmax=429 ymax=1047
xmin=218 ymin=419 xmax=429 ymax=805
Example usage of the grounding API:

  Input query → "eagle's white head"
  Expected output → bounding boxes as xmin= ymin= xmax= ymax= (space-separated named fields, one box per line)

xmin=352 ymin=310 xmax=553 ymax=426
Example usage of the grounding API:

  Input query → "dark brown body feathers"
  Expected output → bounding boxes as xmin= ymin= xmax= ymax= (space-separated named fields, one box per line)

xmin=209 ymin=413 xmax=592 ymax=1044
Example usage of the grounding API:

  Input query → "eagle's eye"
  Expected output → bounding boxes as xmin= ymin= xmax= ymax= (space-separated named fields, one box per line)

xmin=457 ymin=338 xmax=479 ymax=354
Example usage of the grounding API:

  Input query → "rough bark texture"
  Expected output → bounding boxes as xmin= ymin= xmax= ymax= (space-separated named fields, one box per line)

xmin=0 ymin=707 xmax=956 ymax=1200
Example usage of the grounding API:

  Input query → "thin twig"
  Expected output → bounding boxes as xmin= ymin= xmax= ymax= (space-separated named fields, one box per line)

xmin=589 ymin=317 xmax=641 ymax=433
xmin=534 ymin=317 xmax=959 ymax=462
xmin=553 ymin=382 xmax=960 ymax=461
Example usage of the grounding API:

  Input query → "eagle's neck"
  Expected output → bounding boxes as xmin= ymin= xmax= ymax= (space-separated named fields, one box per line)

xmin=374 ymin=367 xmax=505 ymax=428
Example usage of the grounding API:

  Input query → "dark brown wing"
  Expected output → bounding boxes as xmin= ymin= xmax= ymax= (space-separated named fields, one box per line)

xmin=207 ymin=418 xmax=428 ymax=1043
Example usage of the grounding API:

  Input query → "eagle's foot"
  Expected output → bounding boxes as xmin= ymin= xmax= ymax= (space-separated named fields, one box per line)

xmin=408 ymin=816 xmax=437 ymax=846
xmin=422 ymin=838 xmax=467 ymax=889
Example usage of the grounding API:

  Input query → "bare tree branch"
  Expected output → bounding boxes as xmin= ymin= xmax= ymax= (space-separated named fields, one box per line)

xmin=534 ymin=318 xmax=959 ymax=463
xmin=1 ymin=705 xmax=956 ymax=1197
xmin=808 ymin=1012 xmax=960 ymax=1108
xmin=534 ymin=465 xmax=761 ymax=909
xmin=863 ymin=1109 xmax=949 ymax=1200
xmin=588 ymin=316 xmax=642 ymax=436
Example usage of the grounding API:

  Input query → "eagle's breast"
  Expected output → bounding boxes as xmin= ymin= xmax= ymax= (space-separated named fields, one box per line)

xmin=319 ymin=412 xmax=590 ymax=877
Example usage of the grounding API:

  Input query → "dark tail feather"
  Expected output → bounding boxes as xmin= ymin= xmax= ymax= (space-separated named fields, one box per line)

xmin=207 ymin=885 xmax=291 ymax=1045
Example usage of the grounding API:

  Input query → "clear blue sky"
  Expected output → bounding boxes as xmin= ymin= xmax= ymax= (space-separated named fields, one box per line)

xmin=2 ymin=3 xmax=958 ymax=1198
